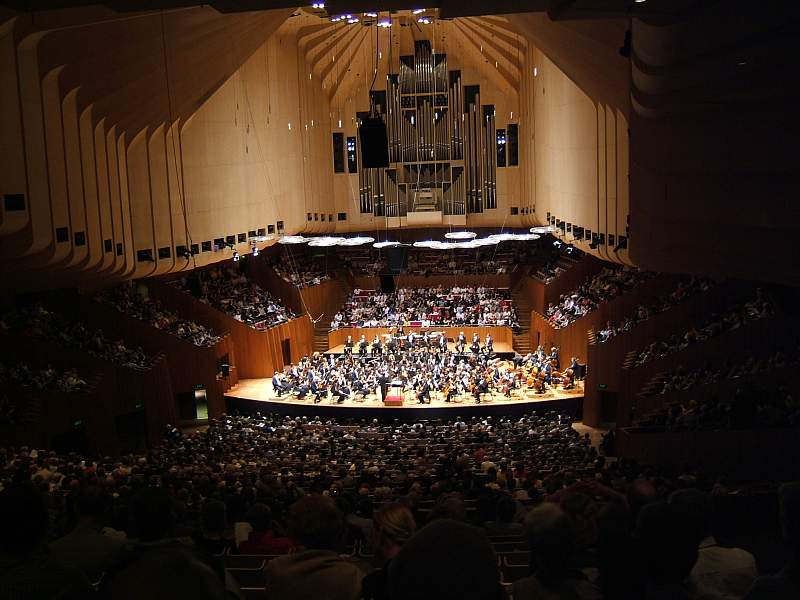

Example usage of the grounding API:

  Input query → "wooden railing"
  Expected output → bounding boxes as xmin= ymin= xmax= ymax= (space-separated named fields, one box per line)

xmin=617 ymin=426 xmax=800 ymax=480
xmin=582 ymin=281 xmax=750 ymax=425
xmin=0 ymin=329 xmax=175 ymax=453
xmin=49 ymin=291 xmax=233 ymax=420
xmin=617 ymin=313 xmax=800 ymax=427
xmin=146 ymin=278 xmax=314 ymax=380
xmin=529 ymin=275 xmax=682 ymax=374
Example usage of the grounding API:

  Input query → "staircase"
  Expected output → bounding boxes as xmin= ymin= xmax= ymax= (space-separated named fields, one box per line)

xmin=511 ymin=286 xmax=533 ymax=356
xmin=311 ymin=276 xmax=351 ymax=355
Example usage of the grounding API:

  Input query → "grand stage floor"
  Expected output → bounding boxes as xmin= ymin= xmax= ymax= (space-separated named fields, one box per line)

xmin=225 ymin=378 xmax=584 ymax=419
xmin=325 ymin=341 xmax=515 ymax=357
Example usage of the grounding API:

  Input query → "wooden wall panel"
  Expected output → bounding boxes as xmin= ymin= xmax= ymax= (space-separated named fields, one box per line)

xmin=146 ymin=276 xmax=313 ymax=380
xmin=617 ymin=426 xmax=800 ymax=481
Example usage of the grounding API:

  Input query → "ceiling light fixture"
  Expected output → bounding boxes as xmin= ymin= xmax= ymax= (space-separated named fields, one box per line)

xmin=338 ymin=236 xmax=375 ymax=246
xmin=444 ymin=231 xmax=477 ymax=240
xmin=278 ymin=235 xmax=307 ymax=244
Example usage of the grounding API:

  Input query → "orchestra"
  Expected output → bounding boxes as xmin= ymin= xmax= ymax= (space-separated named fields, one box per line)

xmin=269 ymin=340 xmax=578 ymax=405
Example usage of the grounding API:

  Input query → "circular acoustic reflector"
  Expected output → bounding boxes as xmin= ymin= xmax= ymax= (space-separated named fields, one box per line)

xmin=444 ymin=231 xmax=478 ymax=240
xmin=307 ymin=236 xmax=346 ymax=247
xmin=278 ymin=235 xmax=307 ymax=244
xmin=470 ymin=237 xmax=499 ymax=246
xmin=413 ymin=240 xmax=438 ymax=248
xmin=254 ymin=235 xmax=275 ymax=242
xmin=373 ymin=241 xmax=402 ymax=248
xmin=530 ymin=226 xmax=554 ymax=234
xmin=487 ymin=233 xmax=518 ymax=242
xmin=337 ymin=236 xmax=375 ymax=246
xmin=511 ymin=233 xmax=540 ymax=241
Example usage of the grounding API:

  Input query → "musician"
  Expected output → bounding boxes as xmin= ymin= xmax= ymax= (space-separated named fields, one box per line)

xmin=372 ymin=335 xmax=382 ymax=356
xmin=473 ymin=377 xmax=489 ymax=404
xmin=310 ymin=377 xmax=326 ymax=403
xmin=344 ymin=335 xmax=354 ymax=356
xmin=456 ymin=331 xmax=466 ymax=353
xmin=272 ymin=371 xmax=287 ymax=397
xmin=484 ymin=334 xmax=494 ymax=354
xmin=416 ymin=379 xmax=431 ymax=404
xmin=358 ymin=335 xmax=368 ymax=355
xmin=438 ymin=333 xmax=448 ymax=353
xmin=470 ymin=336 xmax=481 ymax=354
xmin=386 ymin=336 xmax=397 ymax=353
xmin=332 ymin=377 xmax=350 ymax=404
xmin=550 ymin=346 xmax=560 ymax=370
xmin=407 ymin=330 xmax=416 ymax=348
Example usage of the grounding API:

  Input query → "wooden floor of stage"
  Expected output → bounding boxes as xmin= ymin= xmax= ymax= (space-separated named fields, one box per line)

xmin=324 ymin=341 xmax=515 ymax=356
xmin=225 ymin=378 xmax=584 ymax=410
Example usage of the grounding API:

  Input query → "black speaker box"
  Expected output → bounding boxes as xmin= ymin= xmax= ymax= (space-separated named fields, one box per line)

xmin=359 ymin=116 xmax=390 ymax=168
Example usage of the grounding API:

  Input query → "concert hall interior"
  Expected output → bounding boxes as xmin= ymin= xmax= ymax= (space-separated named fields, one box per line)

xmin=0 ymin=1 xmax=799 ymax=599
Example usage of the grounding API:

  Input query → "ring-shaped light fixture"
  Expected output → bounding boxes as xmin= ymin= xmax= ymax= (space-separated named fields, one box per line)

xmin=444 ymin=231 xmax=477 ymax=240
xmin=307 ymin=236 xmax=346 ymax=247
xmin=374 ymin=241 xmax=402 ymax=249
xmin=530 ymin=226 xmax=554 ymax=234
xmin=278 ymin=235 xmax=308 ymax=244
xmin=337 ymin=236 xmax=375 ymax=246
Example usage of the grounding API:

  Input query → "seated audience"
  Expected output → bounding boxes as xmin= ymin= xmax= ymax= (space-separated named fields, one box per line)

xmin=545 ymin=266 xmax=654 ymax=328
xmin=630 ymin=290 xmax=775 ymax=367
xmin=0 ymin=361 xmax=89 ymax=394
xmin=1 ymin=303 xmax=151 ymax=369
xmin=332 ymin=286 xmax=518 ymax=330
xmin=96 ymin=285 xmax=221 ymax=347
xmin=177 ymin=266 xmax=295 ymax=329
xmin=270 ymin=253 xmax=331 ymax=288
xmin=596 ymin=277 xmax=714 ymax=343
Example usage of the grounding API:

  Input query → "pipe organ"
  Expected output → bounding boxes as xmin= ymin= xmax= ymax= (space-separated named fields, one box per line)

xmin=358 ymin=40 xmax=499 ymax=219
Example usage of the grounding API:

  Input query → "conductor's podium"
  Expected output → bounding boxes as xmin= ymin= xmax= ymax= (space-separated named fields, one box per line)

xmin=384 ymin=382 xmax=404 ymax=406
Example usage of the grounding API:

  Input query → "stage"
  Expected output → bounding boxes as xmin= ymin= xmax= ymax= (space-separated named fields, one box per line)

xmin=324 ymin=341 xmax=515 ymax=360
xmin=225 ymin=378 xmax=584 ymax=420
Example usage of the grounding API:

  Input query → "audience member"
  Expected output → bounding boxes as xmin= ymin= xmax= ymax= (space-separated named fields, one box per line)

xmin=264 ymin=495 xmax=363 ymax=600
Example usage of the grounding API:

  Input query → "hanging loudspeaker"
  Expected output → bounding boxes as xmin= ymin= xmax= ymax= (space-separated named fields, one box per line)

xmin=359 ymin=116 xmax=390 ymax=168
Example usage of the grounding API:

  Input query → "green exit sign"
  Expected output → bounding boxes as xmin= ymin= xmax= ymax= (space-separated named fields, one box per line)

xmin=72 ymin=419 xmax=83 ymax=428
xmin=597 ymin=383 xmax=608 ymax=391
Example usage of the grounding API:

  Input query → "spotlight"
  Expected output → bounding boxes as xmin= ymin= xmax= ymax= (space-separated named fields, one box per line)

xmin=181 ymin=250 xmax=191 ymax=260
xmin=232 ymin=250 xmax=239 ymax=262
xmin=251 ymin=242 xmax=259 ymax=257
xmin=613 ymin=235 xmax=628 ymax=251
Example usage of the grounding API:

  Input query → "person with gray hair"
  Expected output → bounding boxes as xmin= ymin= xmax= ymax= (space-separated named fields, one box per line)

xmin=513 ymin=503 xmax=601 ymax=599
